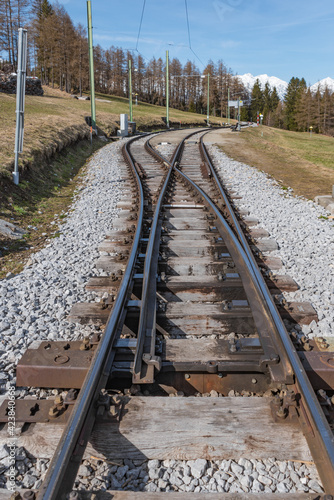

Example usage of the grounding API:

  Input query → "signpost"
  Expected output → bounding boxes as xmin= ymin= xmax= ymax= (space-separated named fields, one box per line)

xmin=166 ymin=50 xmax=169 ymax=128
xmin=228 ymin=100 xmax=243 ymax=108
xmin=13 ymin=28 xmax=27 ymax=185
xmin=228 ymin=99 xmax=243 ymax=131
xmin=228 ymin=88 xmax=230 ymax=124
xmin=87 ymin=0 xmax=96 ymax=139
xmin=128 ymin=59 xmax=133 ymax=122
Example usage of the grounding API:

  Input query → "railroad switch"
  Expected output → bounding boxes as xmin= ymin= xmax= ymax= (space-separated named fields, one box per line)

xmin=142 ymin=353 xmax=162 ymax=372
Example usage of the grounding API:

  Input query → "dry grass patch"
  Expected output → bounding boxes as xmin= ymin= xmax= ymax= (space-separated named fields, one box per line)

xmin=214 ymin=127 xmax=334 ymax=199
xmin=0 ymin=86 xmax=222 ymax=177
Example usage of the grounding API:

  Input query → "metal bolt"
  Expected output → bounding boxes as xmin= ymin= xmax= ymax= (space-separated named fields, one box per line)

xmin=23 ymin=491 xmax=36 ymax=499
xmin=252 ymin=378 xmax=257 ymax=384
xmin=66 ymin=389 xmax=78 ymax=402
xmin=79 ymin=337 xmax=90 ymax=351
xmin=68 ymin=492 xmax=80 ymax=500
xmin=185 ymin=374 xmax=190 ymax=380
xmin=54 ymin=394 xmax=63 ymax=406
xmin=10 ymin=493 xmax=22 ymax=500
xmin=48 ymin=405 xmax=59 ymax=418
xmin=276 ymin=406 xmax=288 ymax=419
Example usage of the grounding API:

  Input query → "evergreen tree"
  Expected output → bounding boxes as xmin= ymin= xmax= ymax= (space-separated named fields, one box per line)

xmin=284 ymin=77 xmax=307 ymax=130
xmin=250 ymin=79 xmax=264 ymax=121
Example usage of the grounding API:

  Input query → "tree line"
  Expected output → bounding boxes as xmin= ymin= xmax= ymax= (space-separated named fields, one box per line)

xmin=1 ymin=0 xmax=333 ymax=134
xmin=248 ymin=77 xmax=334 ymax=135
xmin=0 ymin=0 xmax=247 ymax=116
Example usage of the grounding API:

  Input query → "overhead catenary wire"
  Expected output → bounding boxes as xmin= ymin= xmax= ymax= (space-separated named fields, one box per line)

xmin=184 ymin=0 xmax=205 ymax=68
xmin=184 ymin=0 xmax=191 ymax=49
xmin=136 ymin=0 xmax=147 ymax=51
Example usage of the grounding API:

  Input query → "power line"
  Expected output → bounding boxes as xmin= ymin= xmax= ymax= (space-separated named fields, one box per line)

xmin=184 ymin=0 xmax=191 ymax=49
xmin=136 ymin=0 xmax=147 ymax=51
xmin=184 ymin=0 xmax=205 ymax=68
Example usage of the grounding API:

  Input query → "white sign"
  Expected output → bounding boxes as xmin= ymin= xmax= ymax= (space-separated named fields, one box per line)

xmin=228 ymin=100 xmax=243 ymax=108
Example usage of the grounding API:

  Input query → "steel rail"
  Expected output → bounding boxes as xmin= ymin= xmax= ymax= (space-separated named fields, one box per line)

xmin=133 ymin=128 xmax=208 ymax=383
xmin=36 ymin=135 xmax=147 ymax=500
xmin=196 ymin=133 xmax=334 ymax=492
xmin=132 ymin=167 xmax=172 ymax=383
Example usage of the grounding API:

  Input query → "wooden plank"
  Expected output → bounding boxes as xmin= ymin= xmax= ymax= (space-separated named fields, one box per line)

xmin=157 ymin=302 xmax=255 ymax=336
xmin=86 ymin=277 xmax=121 ymax=292
xmin=266 ymin=275 xmax=299 ymax=293
xmin=95 ymin=257 xmax=127 ymax=273
xmin=71 ymin=492 xmax=315 ymax=500
xmin=164 ymin=219 xmax=209 ymax=230
xmin=248 ymin=227 xmax=270 ymax=238
xmin=279 ymin=302 xmax=318 ymax=325
xmin=251 ymin=239 xmax=278 ymax=253
xmin=68 ymin=303 xmax=111 ymax=325
xmin=163 ymin=258 xmax=235 ymax=276
xmin=164 ymin=338 xmax=261 ymax=362
xmin=0 ymin=487 xmax=317 ymax=499
xmin=8 ymin=398 xmax=311 ymax=463
xmin=256 ymin=256 xmax=283 ymax=271
xmin=99 ymin=242 xmax=133 ymax=253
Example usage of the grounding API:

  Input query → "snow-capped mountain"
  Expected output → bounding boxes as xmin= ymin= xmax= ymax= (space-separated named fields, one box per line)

xmin=310 ymin=77 xmax=334 ymax=94
xmin=237 ymin=73 xmax=288 ymax=100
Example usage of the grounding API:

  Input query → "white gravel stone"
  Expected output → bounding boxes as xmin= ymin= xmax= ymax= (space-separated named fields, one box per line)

xmin=0 ymin=140 xmax=127 ymax=398
xmin=188 ymin=459 xmax=207 ymax=478
xmin=207 ymin=143 xmax=334 ymax=338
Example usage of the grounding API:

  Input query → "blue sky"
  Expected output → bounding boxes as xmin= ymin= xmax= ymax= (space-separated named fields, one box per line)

xmin=62 ymin=0 xmax=334 ymax=85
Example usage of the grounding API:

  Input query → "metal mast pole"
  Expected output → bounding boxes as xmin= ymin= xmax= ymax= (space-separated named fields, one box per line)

xmin=13 ymin=28 xmax=27 ymax=185
xmin=87 ymin=0 xmax=96 ymax=133
xmin=166 ymin=50 xmax=169 ymax=128
xmin=238 ymin=97 xmax=241 ymax=131
xmin=228 ymin=87 xmax=230 ymax=124
xmin=129 ymin=58 xmax=133 ymax=122
xmin=207 ymin=73 xmax=210 ymax=125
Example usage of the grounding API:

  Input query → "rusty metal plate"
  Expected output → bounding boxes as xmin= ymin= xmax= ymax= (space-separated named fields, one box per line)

xmin=17 ymin=341 xmax=95 ymax=389
xmin=0 ymin=399 xmax=73 ymax=424
xmin=298 ymin=351 xmax=334 ymax=390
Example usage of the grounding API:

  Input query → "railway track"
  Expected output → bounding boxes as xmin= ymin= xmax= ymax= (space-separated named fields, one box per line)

xmin=1 ymin=128 xmax=334 ymax=499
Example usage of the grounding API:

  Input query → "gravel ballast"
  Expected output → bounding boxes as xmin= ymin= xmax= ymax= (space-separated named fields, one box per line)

xmin=206 ymin=142 xmax=334 ymax=339
xmin=0 ymin=140 xmax=126 ymax=395
xmin=0 ymin=136 xmax=327 ymax=493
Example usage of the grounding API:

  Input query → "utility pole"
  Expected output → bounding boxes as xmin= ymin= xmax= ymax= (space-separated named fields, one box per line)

xmin=13 ymin=28 xmax=27 ymax=185
xmin=238 ymin=97 xmax=241 ymax=131
xmin=166 ymin=50 xmax=169 ymax=128
xmin=207 ymin=73 xmax=210 ymax=125
xmin=128 ymin=58 xmax=133 ymax=122
xmin=228 ymin=87 xmax=230 ymax=124
xmin=87 ymin=0 xmax=96 ymax=135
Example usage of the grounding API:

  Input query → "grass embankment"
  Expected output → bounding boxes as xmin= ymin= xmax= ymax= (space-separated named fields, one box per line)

xmin=0 ymin=86 xmax=222 ymax=178
xmin=0 ymin=139 xmax=103 ymax=279
xmin=217 ymin=126 xmax=334 ymax=199
xmin=0 ymin=86 xmax=223 ymax=278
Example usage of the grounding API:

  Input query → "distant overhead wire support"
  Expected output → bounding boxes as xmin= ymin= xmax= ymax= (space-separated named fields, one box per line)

xmin=136 ymin=0 xmax=147 ymax=51
xmin=184 ymin=0 xmax=205 ymax=68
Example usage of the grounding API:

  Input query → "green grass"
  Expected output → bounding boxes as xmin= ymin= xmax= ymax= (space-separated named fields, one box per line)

xmin=244 ymin=126 xmax=334 ymax=172
xmin=12 ymin=204 xmax=27 ymax=215
xmin=218 ymin=125 xmax=334 ymax=199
